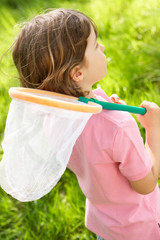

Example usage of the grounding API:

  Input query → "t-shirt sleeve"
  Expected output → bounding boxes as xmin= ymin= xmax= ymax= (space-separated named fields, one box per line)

xmin=113 ymin=118 xmax=152 ymax=181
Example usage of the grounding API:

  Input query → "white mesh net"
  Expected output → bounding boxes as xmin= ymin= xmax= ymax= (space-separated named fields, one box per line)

xmin=0 ymin=99 xmax=92 ymax=201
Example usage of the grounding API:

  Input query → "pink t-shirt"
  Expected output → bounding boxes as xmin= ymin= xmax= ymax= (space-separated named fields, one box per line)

xmin=67 ymin=88 xmax=160 ymax=240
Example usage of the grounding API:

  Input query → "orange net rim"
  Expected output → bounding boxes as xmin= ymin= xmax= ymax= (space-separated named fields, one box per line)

xmin=9 ymin=87 xmax=102 ymax=113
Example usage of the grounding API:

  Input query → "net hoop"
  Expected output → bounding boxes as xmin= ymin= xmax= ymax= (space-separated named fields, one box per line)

xmin=9 ymin=87 xmax=102 ymax=113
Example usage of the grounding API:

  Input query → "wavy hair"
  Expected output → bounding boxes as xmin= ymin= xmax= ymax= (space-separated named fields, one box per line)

xmin=12 ymin=9 xmax=97 ymax=97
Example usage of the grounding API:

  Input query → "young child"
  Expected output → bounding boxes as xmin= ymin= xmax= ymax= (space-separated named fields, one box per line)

xmin=11 ymin=8 xmax=160 ymax=240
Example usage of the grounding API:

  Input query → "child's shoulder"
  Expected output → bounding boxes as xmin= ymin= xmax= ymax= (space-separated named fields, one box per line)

xmin=93 ymin=88 xmax=135 ymax=128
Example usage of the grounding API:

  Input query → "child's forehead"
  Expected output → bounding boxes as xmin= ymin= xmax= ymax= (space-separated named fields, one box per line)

xmin=89 ymin=26 xmax=97 ymax=41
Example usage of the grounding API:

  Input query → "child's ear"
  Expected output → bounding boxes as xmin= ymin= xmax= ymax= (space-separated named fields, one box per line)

xmin=70 ymin=66 xmax=84 ymax=82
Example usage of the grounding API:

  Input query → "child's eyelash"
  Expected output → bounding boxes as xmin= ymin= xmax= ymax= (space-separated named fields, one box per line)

xmin=96 ymin=43 xmax=99 ymax=48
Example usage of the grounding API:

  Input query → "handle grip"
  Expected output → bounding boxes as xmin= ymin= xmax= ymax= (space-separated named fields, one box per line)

xmin=78 ymin=97 xmax=146 ymax=115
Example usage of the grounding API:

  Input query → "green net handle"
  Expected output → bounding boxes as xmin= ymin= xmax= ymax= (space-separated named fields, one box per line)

xmin=78 ymin=97 xmax=146 ymax=115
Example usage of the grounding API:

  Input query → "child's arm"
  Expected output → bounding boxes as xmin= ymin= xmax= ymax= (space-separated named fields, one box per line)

xmin=130 ymin=101 xmax=160 ymax=195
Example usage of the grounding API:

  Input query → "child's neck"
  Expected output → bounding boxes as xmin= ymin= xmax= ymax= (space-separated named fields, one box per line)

xmin=85 ymin=91 xmax=95 ymax=98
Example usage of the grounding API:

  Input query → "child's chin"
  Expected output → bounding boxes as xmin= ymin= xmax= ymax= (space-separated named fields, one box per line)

xmin=103 ymin=71 xmax=107 ymax=78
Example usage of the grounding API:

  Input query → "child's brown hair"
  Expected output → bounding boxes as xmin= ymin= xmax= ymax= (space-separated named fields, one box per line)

xmin=12 ymin=9 xmax=98 ymax=97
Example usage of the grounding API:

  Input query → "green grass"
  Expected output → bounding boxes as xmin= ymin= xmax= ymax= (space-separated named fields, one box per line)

xmin=0 ymin=0 xmax=160 ymax=239
xmin=0 ymin=170 xmax=94 ymax=240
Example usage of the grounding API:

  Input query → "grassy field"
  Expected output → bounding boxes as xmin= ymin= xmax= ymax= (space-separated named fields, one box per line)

xmin=0 ymin=0 xmax=160 ymax=239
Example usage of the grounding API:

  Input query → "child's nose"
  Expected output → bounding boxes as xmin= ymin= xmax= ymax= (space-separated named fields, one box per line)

xmin=100 ymin=44 xmax=105 ymax=52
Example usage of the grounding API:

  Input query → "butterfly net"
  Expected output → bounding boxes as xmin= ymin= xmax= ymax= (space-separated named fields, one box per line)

xmin=0 ymin=98 xmax=92 ymax=201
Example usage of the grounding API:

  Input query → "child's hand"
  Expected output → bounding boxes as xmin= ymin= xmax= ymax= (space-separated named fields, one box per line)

xmin=110 ymin=94 xmax=126 ymax=105
xmin=136 ymin=101 xmax=160 ymax=131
